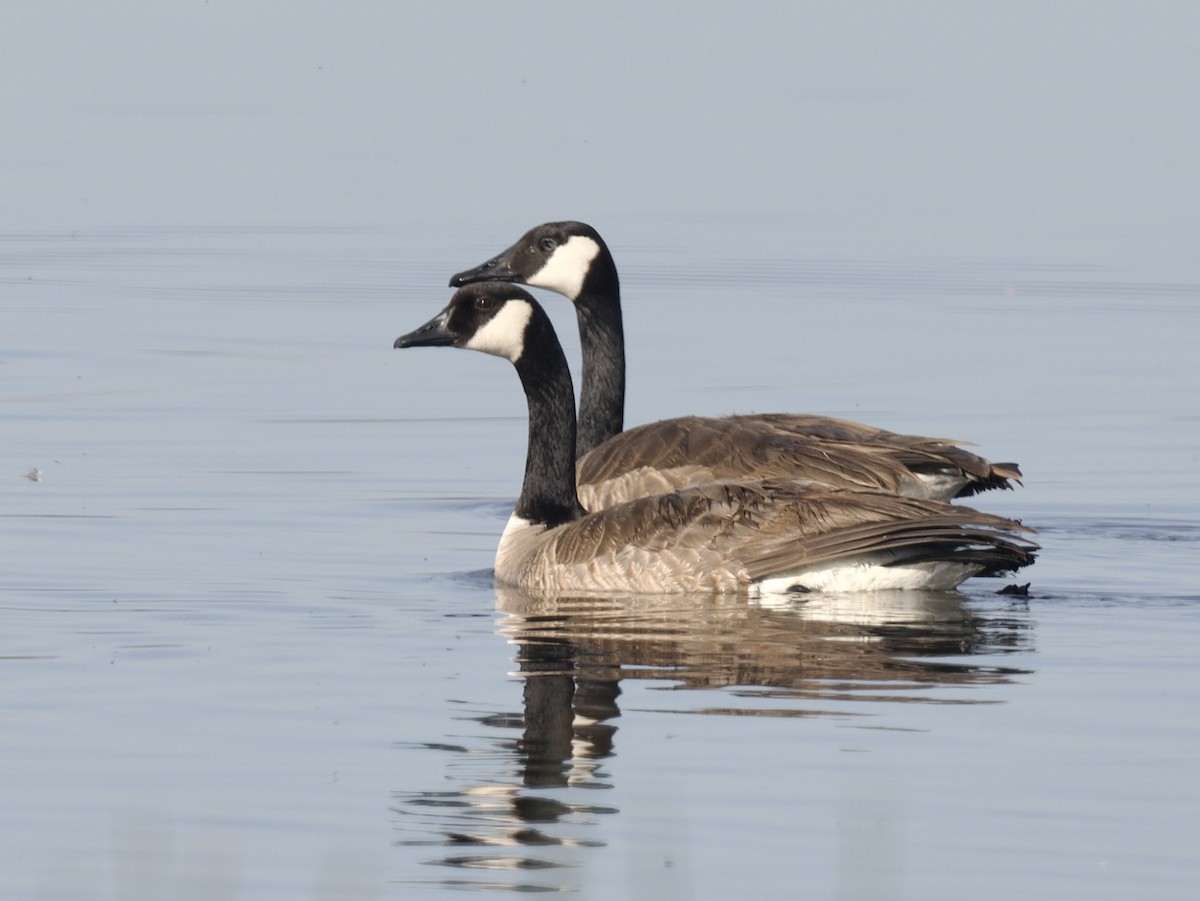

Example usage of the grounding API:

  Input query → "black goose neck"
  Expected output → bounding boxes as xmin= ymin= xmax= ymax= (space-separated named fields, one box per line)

xmin=572 ymin=250 xmax=625 ymax=458
xmin=512 ymin=312 xmax=587 ymax=528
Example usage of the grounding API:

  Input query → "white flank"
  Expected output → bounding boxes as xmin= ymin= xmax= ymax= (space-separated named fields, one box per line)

xmin=527 ymin=235 xmax=600 ymax=300
xmin=465 ymin=300 xmax=534 ymax=363
xmin=754 ymin=559 xmax=980 ymax=595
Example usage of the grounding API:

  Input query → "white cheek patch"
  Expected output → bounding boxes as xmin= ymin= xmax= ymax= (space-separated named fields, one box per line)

xmin=527 ymin=235 xmax=600 ymax=300
xmin=465 ymin=300 xmax=533 ymax=363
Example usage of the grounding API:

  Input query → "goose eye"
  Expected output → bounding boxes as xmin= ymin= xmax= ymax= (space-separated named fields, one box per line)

xmin=474 ymin=296 xmax=494 ymax=312
xmin=538 ymin=237 xmax=556 ymax=253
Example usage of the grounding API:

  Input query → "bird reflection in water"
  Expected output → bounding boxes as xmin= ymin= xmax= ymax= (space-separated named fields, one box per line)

xmin=392 ymin=586 xmax=1032 ymax=892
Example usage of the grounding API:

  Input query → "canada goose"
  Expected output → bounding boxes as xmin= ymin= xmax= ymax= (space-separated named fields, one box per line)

xmin=449 ymin=221 xmax=1022 ymax=506
xmin=394 ymin=283 xmax=1036 ymax=595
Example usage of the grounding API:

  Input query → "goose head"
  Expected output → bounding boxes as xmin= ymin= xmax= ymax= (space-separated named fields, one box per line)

xmin=394 ymin=281 xmax=585 ymax=529
xmin=449 ymin=221 xmax=611 ymax=302
xmin=394 ymin=282 xmax=541 ymax=364
xmin=447 ymin=222 xmax=625 ymax=457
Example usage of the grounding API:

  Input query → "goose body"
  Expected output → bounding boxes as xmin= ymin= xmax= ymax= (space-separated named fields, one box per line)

xmin=494 ymin=485 xmax=1028 ymax=595
xmin=395 ymin=284 xmax=1036 ymax=596
xmin=450 ymin=221 xmax=1022 ymax=505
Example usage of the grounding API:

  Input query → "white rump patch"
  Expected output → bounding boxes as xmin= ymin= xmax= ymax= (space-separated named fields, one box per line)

xmin=528 ymin=235 xmax=601 ymax=300
xmin=465 ymin=300 xmax=534 ymax=363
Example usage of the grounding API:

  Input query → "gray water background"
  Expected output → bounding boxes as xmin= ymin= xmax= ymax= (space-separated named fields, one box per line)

xmin=3 ymin=3 xmax=1199 ymax=899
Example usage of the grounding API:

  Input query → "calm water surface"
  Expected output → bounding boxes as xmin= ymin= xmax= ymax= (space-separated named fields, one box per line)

xmin=4 ymin=4 xmax=1200 ymax=900
xmin=4 ymin=224 xmax=1197 ymax=901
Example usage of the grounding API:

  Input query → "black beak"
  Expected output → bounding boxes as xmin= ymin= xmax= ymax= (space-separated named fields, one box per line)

xmin=449 ymin=241 xmax=520 ymax=287
xmin=394 ymin=310 xmax=455 ymax=349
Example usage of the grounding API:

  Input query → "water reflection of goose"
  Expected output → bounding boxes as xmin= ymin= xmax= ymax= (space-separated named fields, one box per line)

xmin=392 ymin=586 xmax=1032 ymax=892
xmin=394 ymin=284 xmax=1036 ymax=594
xmin=449 ymin=220 xmax=1022 ymax=506
xmin=494 ymin=586 xmax=1031 ymax=696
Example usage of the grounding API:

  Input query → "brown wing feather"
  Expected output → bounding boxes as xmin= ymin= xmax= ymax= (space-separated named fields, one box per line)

xmin=524 ymin=481 xmax=1036 ymax=593
xmin=734 ymin=493 xmax=1035 ymax=581
xmin=740 ymin=413 xmax=1023 ymax=496
xmin=577 ymin=416 xmax=924 ymax=500
xmin=575 ymin=414 xmax=1021 ymax=508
